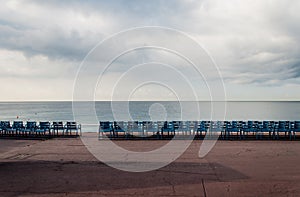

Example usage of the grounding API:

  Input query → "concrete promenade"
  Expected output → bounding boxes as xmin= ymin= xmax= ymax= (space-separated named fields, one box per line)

xmin=0 ymin=138 xmax=299 ymax=196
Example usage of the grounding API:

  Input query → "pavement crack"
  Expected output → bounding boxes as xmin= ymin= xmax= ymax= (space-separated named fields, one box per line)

xmin=202 ymin=178 xmax=207 ymax=197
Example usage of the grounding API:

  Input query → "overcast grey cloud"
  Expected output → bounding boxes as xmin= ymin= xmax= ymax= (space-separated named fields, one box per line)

xmin=0 ymin=0 xmax=299 ymax=100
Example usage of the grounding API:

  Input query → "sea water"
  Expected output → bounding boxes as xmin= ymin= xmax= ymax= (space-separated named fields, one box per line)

xmin=0 ymin=101 xmax=299 ymax=132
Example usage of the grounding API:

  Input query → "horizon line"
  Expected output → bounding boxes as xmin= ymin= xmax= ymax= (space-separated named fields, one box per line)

xmin=0 ymin=100 xmax=299 ymax=102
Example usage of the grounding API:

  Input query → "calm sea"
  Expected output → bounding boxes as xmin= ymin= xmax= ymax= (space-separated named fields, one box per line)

xmin=0 ymin=101 xmax=299 ymax=132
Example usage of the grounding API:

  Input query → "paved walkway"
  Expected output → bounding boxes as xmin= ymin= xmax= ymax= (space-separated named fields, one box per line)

xmin=0 ymin=139 xmax=299 ymax=196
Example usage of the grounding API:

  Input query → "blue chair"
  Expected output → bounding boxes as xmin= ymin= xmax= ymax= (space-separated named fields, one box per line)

xmin=172 ymin=121 xmax=181 ymax=135
xmin=197 ymin=121 xmax=211 ymax=139
xmin=205 ymin=121 xmax=211 ymax=134
xmin=195 ymin=121 xmax=206 ymax=138
xmin=113 ymin=121 xmax=125 ymax=138
xmin=161 ymin=121 xmax=175 ymax=138
xmin=127 ymin=121 xmax=143 ymax=138
xmin=36 ymin=121 xmax=51 ymax=135
xmin=221 ymin=121 xmax=228 ymax=138
xmin=226 ymin=121 xmax=241 ymax=139
xmin=209 ymin=121 xmax=224 ymax=136
xmin=258 ymin=121 xmax=273 ymax=140
xmin=255 ymin=121 xmax=264 ymax=139
xmin=177 ymin=121 xmax=191 ymax=136
xmin=242 ymin=121 xmax=257 ymax=139
xmin=99 ymin=121 xmax=113 ymax=138
xmin=65 ymin=122 xmax=81 ymax=135
xmin=156 ymin=121 xmax=165 ymax=139
xmin=52 ymin=122 xmax=64 ymax=136
xmin=143 ymin=121 xmax=158 ymax=138
xmin=277 ymin=121 xmax=290 ymax=140
xmin=266 ymin=121 xmax=275 ymax=139
xmin=0 ymin=121 xmax=12 ymax=136
xmin=292 ymin=121 xmax=300 ymax=140
xmin=12 ymin=121 xmax=25 ymax=136
xmin=142 ymin=121 xmax=160 ymax=138
xmin=23 ymin=121 xmax=37 ymax=136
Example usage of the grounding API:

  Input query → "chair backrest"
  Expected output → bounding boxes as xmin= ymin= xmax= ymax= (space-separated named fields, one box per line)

xmin=262 ymin=121 xmax=269 ymax=128
xmin=157 ymin=121 xmax=165 ymax=129
xmin=279 ymin=121 xmax=289 ymax=129
xmin=211 ymin=121 xmax=220 ymax=128
xmin=100 ymin=121 xmax=111 ymax=129
xmin=210 ymin=121 xmax=224 ymax=131
xmin=294 ymin=121 xmax=300 ymax=129
xmin=163 ymin=121 xmax=174 ymax=129
xmin=13 ymin=121 xmax=24 ymax=128
xmin=226 ymin=121 xmax=238 ymax=129
xmin=53 ymin=121 xmax=64 ymax=129
xmin=39 ymin=122 xmax=50 ymax=130
xmin=204 ymin=121 xmax=211 ymax=128
xmin=143 ymin=121 xmax=157 ymax=130
xmin=143 ymin=121 xmax=152 ymax=127
xmin=26 ymin=121 xmax=37 ymax=129
xmin=189 ymin=121 xmax=197 ymax=130
xmin=198 ymin=121 xmax=206 ymax=129
xmin=0 ymin=121 xmax=10 ymax=129
xmin=142 ymin=121 xmax=149 ymax=128
xmin=134 ymin=121 xmax=140 ymax=128
xmin=247 ymin=121 xmax=254 ymax=127
xmin=179 ymin=121 xmax=190 ymax=128
xmin=114 ymin=121 xmax=124 ymax=130
xmin=172 ymin=121 xmax=180 ymax=129
xmin=238 ymin=121 xmax=243 ymax=127
xmin=66 ymin=122 xmax=77 ymax=129
xmin=232 ymin=121 xmax=238 ymax=127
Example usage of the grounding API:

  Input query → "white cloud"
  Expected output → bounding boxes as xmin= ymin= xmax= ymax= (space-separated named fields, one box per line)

xmin=0 ymin=0 xmax=299 ymax=100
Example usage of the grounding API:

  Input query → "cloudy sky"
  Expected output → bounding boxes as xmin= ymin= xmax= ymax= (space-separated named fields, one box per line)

xmin=0 ymin=0 xmax=299 ymax=101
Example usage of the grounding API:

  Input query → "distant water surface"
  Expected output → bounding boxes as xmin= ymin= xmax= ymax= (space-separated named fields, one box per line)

xmin=0 ymin=101 xmax=299 ymax=132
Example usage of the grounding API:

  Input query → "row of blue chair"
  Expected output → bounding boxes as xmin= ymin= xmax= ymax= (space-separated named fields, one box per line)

xmin=0 ymin=121 xmax=81 ymax=137
xmin=99 ymin=121 xmax=300 ymax=140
